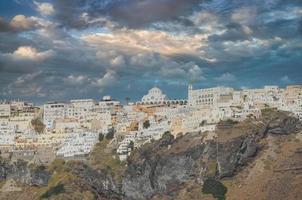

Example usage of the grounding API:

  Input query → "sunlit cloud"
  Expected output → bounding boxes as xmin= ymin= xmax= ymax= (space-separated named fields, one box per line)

xmin=81 ymin=29 xmax=210 ymax=59
xmin=9 ymin=46 xmax=54 ymax=61
xmin=34 ymin=1 xmax=55 ymax=16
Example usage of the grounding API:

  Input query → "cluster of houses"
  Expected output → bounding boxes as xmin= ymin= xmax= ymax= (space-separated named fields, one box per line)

xmin=0 ymin=85 xmax=301 ymax=162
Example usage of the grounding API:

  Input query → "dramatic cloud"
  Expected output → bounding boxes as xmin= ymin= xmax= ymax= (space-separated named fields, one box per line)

xmin=64 ymin=74 xmax=90 ymax=86
xmin=52 ymin=0 xmax=201 ymax=28
xmin=9 ymin=46 xmax=54 ymax=61
xmin=0 ymin=14 xmax=54 ymax=32
xmin=107 ymin=0 xmax=201 ymax=28
xmin=34 ymin=1 xmax=55 ymax=16
xmin=0 ymin=46 xmax=54 ymax=75
xmin=0 ymin=0 xmax=302 ymax=102
xmin=3 ymin=71 xmax=47 ymax=98
xmin=187 ymin=64 xmax=206 ymax=82
xmin=82 ymin=29 xmax=209 ymax=60
xmin=214 ymin=73 xmax=236 ymax=82
xmin=231 ymin=7 xmax=257 ymax=25
xmin=93 ymin=70 xmax=118 ymax=91
xmin=0 ymin=17 xmax=14 ymax=32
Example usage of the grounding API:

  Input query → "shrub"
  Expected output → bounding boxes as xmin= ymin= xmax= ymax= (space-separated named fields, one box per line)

xmin=31 ymin=118 xmax=45 ymax=133
xmin=128 ymin=141 xmax=134 ymax=150
xmin=202 ymin=178 xmax=227 ymax=200
xmin=41 ymin=183 xmax=65 ymax=199
xmin=143 ymin=120 xmax=150 ymax=129
xmin=106 ymin=127 xmax=115 ymax=140
xmin=98 ymin=133 xmax=104 ymax=142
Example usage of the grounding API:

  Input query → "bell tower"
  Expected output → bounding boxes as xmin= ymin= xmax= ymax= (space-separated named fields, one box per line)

xmin=188 ymin=84 xmax=193 ymax=106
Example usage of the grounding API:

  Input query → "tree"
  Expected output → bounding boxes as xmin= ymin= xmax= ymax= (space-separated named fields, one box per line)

xmin=31 ymin=118 xmax=45 ymax=134
xmin=106 ymin=127 xmax=115 ymax=140
xmin=143 ymin=120 xmax=150 ymax=129
xmin=128 ymin=141 xmax=134 ymax=150
xmin=200 ymin=120 xmax=207 ymax=127
xmin=125 ymin=97 xmax=130 ymax=105
xmin=98 ymin=133 xmax=104 ymax=142
xmin=243 ymin=94 xmax=248 ymax=102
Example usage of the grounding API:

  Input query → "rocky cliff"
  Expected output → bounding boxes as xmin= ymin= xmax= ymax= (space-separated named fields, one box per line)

xmin=121 ymin=110 xmax=302 ymax=199
xmin=0 ymin=159 xmax=51 ymax=187
xmin=1 ymin=109 xmax=301 ymax=200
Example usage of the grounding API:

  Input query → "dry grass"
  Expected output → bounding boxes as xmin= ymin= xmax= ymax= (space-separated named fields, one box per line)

xmin=88 ymin=139 xmax=126 ymax=182
xmin=223 ymin=134 xmax=302 ymax=200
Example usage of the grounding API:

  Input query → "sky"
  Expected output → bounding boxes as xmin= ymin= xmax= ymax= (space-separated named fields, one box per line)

xmin=0 ymin=0 xmax=301 ymax=103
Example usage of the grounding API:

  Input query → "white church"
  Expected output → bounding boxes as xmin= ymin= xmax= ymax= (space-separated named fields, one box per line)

xmin=141 ymin=87 xmax=169 ymax=105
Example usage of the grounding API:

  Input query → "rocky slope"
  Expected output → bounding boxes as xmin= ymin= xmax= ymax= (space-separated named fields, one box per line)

xmin=121 ymin=109 xmax=302 ymax=199
xmin=0 ymin=109 xmax=301 ymax=200
xmin=0 ymin=159 xmax=51 ymax=187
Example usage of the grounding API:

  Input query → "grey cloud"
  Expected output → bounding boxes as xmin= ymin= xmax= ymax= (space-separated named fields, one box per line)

xmin=0 ymin=15 xmax=53 ymax=33
xmin=0 ymin=17 xmax=14 ymax=32
xmin=108 ymin=0 xmax=201 ymax=28
xmin=52 ymin=0 xmax=202 ymax=28
xmin=214 ymin=72 xmax=236 ymax=82
xmin=1 ymin=0 xmax=302 ymax=103
xmin=208 ymin=22 xmax=251 ymax=42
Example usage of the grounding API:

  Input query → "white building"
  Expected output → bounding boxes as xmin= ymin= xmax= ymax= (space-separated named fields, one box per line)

xmin=54 ymin=118 xmax=80 ymax=130
xmin=0 ymin=103 xmax=11 ymax=118
xmin=95 ymin=98 xmax=121 ymax=114
xmin=188 ymin=85 xmax=234 ymax=107
xmin=43 ymin=102 xmax=68 ymax=129
xmin=242 ymin=86 xmax=283 ymax=107
xmin=232 ymin=91 xmax=243 ymax=105
xmin=9 ymin=113 xmax=34 ymax=132
xmin=141 ymin=87 xmax=168 ymax=105
xmin=117 ymin=134 xmax=136 ymax=154
xmin=0 ymin=133 xmax=15 ymax=148
xmin=91 ymin=112 xmax=112 ymax=132
xmin=294 ymin=111 xmax=302 ymax=121
xmin=138 ymin=119 xmax=170 ymax=140
xmin=56 ymin=131 xmax=98 ymax=157
xmin=67 ymin=99 xmax=96 ymax=119
xmin=70 ymin=99 xmax=96 ymax=109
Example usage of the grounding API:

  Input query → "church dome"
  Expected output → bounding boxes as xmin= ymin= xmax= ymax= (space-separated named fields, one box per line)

xmin=141 ymin=87 xmax=168 ymax=104
xmin=149 ymin=87 xmax=163 ymax=95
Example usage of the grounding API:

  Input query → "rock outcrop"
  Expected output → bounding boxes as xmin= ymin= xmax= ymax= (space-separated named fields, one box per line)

xmin=216 ymin=135 xmax=258 ymax=178
xmin=0 ymin=159 xmax=50 ymax=187
xmin=262 ymin=109 xmax=302 ymax=135
xmin=68 ymin=162 xmax=122 ymax=199
xmin=120 ymin=110 xmax=302 ymax=199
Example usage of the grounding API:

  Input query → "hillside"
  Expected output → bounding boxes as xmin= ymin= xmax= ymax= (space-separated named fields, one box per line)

xmin=0 ymin=109 xmax=302 ymax=200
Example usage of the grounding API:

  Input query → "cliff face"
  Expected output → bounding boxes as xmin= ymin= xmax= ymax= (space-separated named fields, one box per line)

xmin=0 ymin=159 xmax=51 ymax=187
xmin=122 ymin=133 xmax=207 ymax=200
xmin=121 ymin=133 xmax=258 ymax=199
xmin=1 ymin=110 xmax=301 ymax=200
xmin=67 ymin=162 xmax=122 ymax=199
xmin=216 ymin=135 xmax=257 ymax=178
xmin=121 ymin=110 xmax=302 ymax=199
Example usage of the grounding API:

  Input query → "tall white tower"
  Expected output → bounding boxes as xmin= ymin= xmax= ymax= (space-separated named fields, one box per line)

xmin=188 ymin=84 xmax=193 ymax=106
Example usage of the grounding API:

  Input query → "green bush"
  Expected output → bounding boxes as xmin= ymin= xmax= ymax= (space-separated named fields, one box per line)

xmin=128 ymin=141 xmax=134 ymax=150
xmin=98 ymin=133 xmax=104 ymax=142
xmin=202 ymin=178 xmax=227 ymax=200
xmin=41 ymin=183 xmax=65 ymax=199
xmin=31 ymin=118 xmax=45 ymax=133
xmin=143 ymin=120 xmax=150 ymax=129
xmin=106 ymin=128 xmax=115 ymax=140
